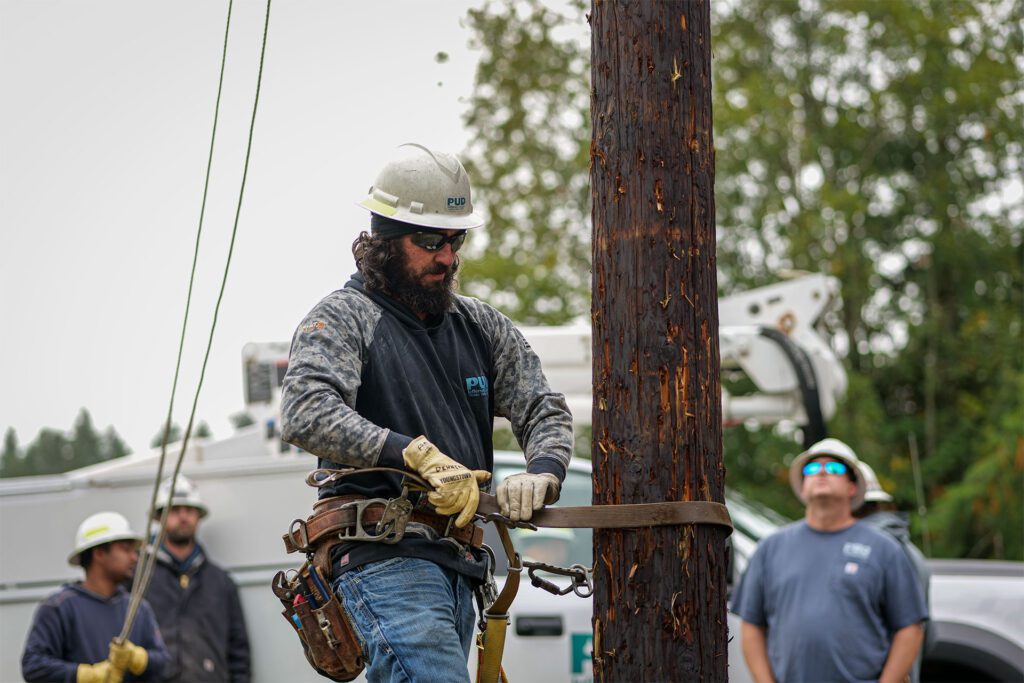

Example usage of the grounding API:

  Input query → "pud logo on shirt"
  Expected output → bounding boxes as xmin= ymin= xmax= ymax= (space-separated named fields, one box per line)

xmin=843 ymin=541 xmax=872 ymax=561
xmin=465 ymin=375 xmax=488 ymax=397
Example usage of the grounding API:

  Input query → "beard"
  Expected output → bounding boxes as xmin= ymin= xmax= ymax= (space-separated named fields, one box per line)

xmin=166 ymin=527 xmax=195 ymax=546
xmin=383 ymin=248 xmax=459 ymax=316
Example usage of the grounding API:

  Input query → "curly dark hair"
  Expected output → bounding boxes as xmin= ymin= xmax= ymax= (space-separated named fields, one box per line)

xmin=352 ymin=231 xmax=396 ymax=293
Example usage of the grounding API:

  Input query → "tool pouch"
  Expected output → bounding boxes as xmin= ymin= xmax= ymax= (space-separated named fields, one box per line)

xmin=273 ymin=564 xmax=364 ymax=682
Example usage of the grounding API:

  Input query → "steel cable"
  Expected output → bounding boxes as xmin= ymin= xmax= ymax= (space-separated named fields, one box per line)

xmin=119 ymin=0 xmax=272 ymax=643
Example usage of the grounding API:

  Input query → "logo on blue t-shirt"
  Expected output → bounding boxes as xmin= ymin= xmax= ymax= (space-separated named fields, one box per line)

xmin=843 ymin=542 xmax=872 ymax=560
xmin=465 ymin=375 xmax=488 ymax=397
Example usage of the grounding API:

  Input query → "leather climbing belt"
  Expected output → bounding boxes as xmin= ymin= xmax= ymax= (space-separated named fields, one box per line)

xmin=285 ymin=467 xmax=734 ymax=683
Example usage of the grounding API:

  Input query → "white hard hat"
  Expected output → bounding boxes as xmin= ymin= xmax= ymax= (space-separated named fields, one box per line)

xmin=154 ymin=474 xmax=209 ymax=518
xmin=357 ymin=143 xmax=485 ymax=230
xmin=858 ymin=461 xmax=894 ymax=503
xmin=69 ymin=511 xmax=143 ymax=566
xmin=789 ymin=437 xmax=866 ymax=511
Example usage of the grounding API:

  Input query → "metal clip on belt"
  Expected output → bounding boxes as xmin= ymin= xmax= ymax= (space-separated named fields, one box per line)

xmin=334 ymin=497 xmax=413 ymax=544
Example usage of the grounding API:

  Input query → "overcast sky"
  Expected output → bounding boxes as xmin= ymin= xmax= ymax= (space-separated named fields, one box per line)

xmin=1 ymin=1 xmax=488 ymax=454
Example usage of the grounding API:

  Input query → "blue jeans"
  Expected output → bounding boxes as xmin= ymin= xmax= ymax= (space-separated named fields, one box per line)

xmin=332 ymin=557 xmax=477 ymax=683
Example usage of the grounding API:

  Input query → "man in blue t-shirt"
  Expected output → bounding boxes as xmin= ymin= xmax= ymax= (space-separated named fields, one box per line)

xmin=732 ymin=438 xmax=928 ymax=683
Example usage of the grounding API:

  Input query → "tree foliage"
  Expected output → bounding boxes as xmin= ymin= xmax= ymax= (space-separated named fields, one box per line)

xmin=460 ymin=0 xmax=591 ymax=324
xmin=462 ymin=0 xmax=1023 ymax=559
xmin=0 ymin=410 xmax=132 ymax=478
xmin=151 ymin=420 xmax=212 ymax=448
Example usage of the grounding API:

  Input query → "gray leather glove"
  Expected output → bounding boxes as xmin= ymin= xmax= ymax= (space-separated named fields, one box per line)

xmin=497 ymin=472 xmax=561 ymax=522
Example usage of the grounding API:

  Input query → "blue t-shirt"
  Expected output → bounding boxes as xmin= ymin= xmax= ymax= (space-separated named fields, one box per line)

xmin=731 ymin=520 xmax=928 ymax=683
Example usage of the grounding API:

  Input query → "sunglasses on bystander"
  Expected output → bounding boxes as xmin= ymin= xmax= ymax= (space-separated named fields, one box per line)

xmin=802 ymin=461 xmax=848 ymax=477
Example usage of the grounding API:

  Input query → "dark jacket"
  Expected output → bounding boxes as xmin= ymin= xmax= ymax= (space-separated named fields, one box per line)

xmin=144 ymin=544 xmax=250 ymax=683
xmin=21 ymin=583 xmax=168 ymax=683
xmin=280 ymin=274 xmax=574 ymax=579
xmin=862 ymin=510 xmax=935 ymax=682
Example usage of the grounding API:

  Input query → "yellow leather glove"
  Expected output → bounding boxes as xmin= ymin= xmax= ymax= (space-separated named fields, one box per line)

xmin=109 ymin=638 xmax=149 ymax=676
xmin=497 ymin=472 xmax=561 ymax=522
xmin=76 ymin=661 xmax=111 ymax=683
xmin=403 ymin=436 xmax=490 ymax=528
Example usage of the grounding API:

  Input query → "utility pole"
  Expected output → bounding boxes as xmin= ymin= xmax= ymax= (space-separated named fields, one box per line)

xmin=589 ymin=2 xmax=727 ymax=681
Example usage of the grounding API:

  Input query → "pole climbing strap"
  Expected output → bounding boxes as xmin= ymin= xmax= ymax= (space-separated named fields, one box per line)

xmin=476 ymin=493 xmax=733 ymax=532
xmin=473 ymin=494 xmax=732 ymax=683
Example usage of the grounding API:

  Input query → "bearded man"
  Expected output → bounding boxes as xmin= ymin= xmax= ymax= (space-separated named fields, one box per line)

xmin=145 ymin=476 xmax=250 ymax=683
xmin=280 ymin=143 xmax=573 ymax=683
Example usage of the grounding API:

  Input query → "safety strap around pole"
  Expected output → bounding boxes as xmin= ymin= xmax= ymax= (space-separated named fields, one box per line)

xmin=476 ymin=493 xmax=733 ymax=533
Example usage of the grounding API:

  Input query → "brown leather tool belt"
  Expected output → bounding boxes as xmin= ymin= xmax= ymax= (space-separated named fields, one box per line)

xmin=283 ymin=494 xmax=484 ymax=556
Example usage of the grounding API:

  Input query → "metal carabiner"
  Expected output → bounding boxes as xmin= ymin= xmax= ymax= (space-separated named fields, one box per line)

xmin=288 ymin=518 xmax=311 ymax=553
xmin=570 ymin=563 xmax=594 ymax=598
xmin=478 ymin=511 xmax=538 ymax=531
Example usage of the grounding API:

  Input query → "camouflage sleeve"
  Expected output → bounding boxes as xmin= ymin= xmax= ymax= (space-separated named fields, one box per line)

xmin=280 ymin=290 xmax=392 ymax=467
xmin=457 ymin=297 xmax=573 ymax=480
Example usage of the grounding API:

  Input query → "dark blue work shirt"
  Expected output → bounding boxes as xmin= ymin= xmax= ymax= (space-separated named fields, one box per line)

xmin=21 ymin=583 xmax=168 ymax=683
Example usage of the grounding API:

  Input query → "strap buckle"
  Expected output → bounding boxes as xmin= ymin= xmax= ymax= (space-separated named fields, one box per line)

xmin=336 ymin=497 xmax=412 ymax=545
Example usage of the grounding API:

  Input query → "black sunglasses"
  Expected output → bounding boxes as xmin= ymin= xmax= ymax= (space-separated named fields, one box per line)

xmin=409 ymin=231 xmax=467 ymax=253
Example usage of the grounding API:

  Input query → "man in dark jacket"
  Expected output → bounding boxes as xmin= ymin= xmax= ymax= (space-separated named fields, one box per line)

xmin=281 ymin=143 xmax=574 ymax=682
xmin=856 ymin=461 xmax=934 ymax=683
xmin=145 ymin=475 xmax=250 ymax=683
xmin=22 ymin=511 xmax=169 ymax=683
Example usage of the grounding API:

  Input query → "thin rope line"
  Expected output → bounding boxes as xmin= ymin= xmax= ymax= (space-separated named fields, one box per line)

xmin=121 ymin=0 xmax=272 ymax=642
xmin=126 ymin=0 xmax=234 ymax=611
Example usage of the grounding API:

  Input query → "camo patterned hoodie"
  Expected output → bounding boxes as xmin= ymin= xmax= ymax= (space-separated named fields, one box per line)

xmin=280 ymin=273 xmax=573 ymax=577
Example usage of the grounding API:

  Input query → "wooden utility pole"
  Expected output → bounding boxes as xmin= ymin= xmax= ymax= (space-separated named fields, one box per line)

xmin=590 ymin=2 xmax=727 ymax=681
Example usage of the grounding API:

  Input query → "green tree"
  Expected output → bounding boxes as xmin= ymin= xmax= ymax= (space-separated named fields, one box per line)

xmin=230 ymin=411 xmax=256 ymax=429
xmin=71 ymin=409 xmax=102 ymax=468
xmin=151 ymin=420 xmax=212 ymax=448
xmin=460 ymin=0 xmax=591 ymax=324
xmin=102 ymin=427 xmax=131 ymax=461
xmin=195 ymin=421 xmax=212 ymax=439
xmin=24 ymin=429 xmax=74 ymax=476
xmin=463 ymin=0 xmax=1023 ymax=558
xmin=151 ymin=423 xmax=182 ymax=448
xmin=1 ymin=427 xmax=23 ymax=478
xmin=2 ymin=415 xmax=131 ymax=478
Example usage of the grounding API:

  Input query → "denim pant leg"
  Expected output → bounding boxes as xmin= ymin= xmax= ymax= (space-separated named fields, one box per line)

xmin=333 ymin=557 xmax=477 ymax=683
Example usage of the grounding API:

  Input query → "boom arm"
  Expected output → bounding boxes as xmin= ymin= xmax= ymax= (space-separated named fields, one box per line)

xmin=511 ymin=274 xmax=847 ymax=440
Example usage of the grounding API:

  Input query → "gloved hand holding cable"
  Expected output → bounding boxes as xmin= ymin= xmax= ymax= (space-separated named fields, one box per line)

xmin=402 ymin=436 xmax=490 ymax=528
xmin=497 ymin=472 xmax=561 ymax=522
xmin=75 ymin=660 xmax=111 ymax=683
xmin=108 ymin=639 xmax=148 ymax=677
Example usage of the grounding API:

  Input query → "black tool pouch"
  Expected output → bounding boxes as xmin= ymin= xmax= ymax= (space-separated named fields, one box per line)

xmin=272 ymin=564 xmax=364 ymax=682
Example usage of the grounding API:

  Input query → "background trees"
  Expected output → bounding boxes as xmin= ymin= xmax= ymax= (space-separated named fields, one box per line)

xmin=1 ymin=410 xmax=130 ymax=478
xmin=462 ymin=0 xmax=1022 ymax=559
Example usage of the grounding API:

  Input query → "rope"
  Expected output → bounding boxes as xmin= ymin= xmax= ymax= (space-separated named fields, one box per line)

xmin=124 ymin=0 xmax=234 ymax=620
xmin=119 ymin=0 xmax=273 ymax=642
